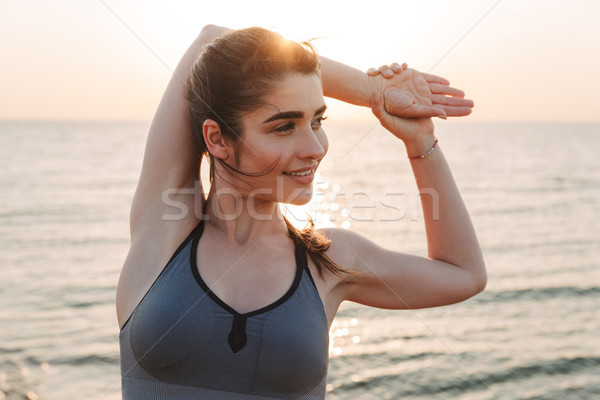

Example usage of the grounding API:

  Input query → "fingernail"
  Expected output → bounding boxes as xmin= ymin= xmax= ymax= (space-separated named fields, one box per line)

xmin=438 ymin=114 xmax=447 ymax=120
xmin=385 ymin=69 xmax=393 ymax=76
xmin=367 ymin=67 xmax=377 ymax=74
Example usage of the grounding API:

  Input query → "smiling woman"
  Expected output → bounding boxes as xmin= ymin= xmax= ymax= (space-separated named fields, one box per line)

xmin=116 ymin=24 xmax=483 ymax=399
xmin=203 ymin=74 xmax=327 ymax=204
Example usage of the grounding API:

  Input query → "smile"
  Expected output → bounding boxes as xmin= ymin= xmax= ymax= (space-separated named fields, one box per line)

xmin=282 ymin=168 xmax=315 ymax=184
xmin=284 ymin=170 xmax=313 ymax=176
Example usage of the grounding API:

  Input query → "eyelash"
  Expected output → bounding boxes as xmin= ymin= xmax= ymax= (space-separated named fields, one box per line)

xmin=274 ymin=115 xmax=328 ymax=134
xmin=315 ymin=115 xmax=328 ymax=126
xmin=274 ymin=122 xmax=295 ymax=133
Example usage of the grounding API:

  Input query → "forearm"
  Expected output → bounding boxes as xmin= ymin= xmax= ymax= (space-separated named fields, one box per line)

xmin=188 ymin=28 xmax=375 ymax=109
xmin=320 ymin=56 xmax=372 ymax=107
xmin=194 ymin=27 xmax=372 ymax=109
xmin=406 ymin=136 xmax=486 ymax=285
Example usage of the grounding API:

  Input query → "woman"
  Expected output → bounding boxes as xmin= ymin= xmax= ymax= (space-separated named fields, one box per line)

xmin=116 ymin=24 xmax=485 ymax=399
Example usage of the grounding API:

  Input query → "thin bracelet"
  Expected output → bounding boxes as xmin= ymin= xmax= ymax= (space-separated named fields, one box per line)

xmin=408 ymin=137 xmax=438 ymax=160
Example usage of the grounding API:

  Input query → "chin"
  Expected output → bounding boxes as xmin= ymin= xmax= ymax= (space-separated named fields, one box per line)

xmin=284 ymin=188 xmax=313 ymax=206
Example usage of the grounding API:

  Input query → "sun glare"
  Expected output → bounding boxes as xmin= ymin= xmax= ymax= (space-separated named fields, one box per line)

xmin=2 ymin=0 xmax=599 ymax=121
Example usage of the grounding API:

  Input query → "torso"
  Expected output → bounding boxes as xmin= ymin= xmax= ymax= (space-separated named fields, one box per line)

xmin=119 ymin=219 xmax=334 ymax=399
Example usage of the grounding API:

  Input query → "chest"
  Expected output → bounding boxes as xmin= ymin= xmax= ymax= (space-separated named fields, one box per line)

xmin=125 ymin=245 xmax=329 ymax=396
xmin=196 ymin=241 xmax=298 ymax=315
xmin=195 ymin=237 xmax=342 ymax=327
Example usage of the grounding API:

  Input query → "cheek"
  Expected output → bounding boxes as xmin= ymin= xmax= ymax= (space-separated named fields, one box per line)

xmin=242 ymin=142 xmax=286 ymax=172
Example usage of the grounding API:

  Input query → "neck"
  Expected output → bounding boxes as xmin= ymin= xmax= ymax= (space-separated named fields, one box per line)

xmin=204 ymin=185 xmax=288 ymax=245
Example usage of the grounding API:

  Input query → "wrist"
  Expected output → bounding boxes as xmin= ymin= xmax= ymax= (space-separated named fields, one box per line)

xmin=404 ymin=135 xmax=437 ymax=159
xmin=359 ymin=73 xmax=375 ymax=108
xmin=365 ymin=75 xmax=385 ymax=108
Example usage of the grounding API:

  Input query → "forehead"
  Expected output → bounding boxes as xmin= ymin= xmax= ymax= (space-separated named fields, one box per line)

xmin=249 ymin=73 xmax=325 ymax=121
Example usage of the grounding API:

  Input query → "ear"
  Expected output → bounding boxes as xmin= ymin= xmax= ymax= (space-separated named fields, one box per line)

xmin=203 ymin=119 xmax=232 ymax=161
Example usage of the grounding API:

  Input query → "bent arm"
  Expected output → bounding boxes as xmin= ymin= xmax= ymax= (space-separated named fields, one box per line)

xmin=321 ymin=59 xmax=474 ymax=118
xmin=130 ymin=24 xmax=230 ymax=235
xmin=334 ymin=98 xmax=486 ymax=309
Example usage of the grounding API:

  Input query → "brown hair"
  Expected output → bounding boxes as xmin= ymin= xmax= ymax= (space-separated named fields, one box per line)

xmin=186 ymin=27 xmax=353 ymax=278
xmin=187 ymin=27 xmax=320 ymax=181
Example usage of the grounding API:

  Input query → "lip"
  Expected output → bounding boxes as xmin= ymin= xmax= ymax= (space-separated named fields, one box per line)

xmin=284 ymin=165 xmax=316 ymax=174
xmin=282 ymin=167 xmax=315 ymax=184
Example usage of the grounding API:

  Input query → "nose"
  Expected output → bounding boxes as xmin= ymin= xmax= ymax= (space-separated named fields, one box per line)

xmin=298 ymin=126 xmax=328 ymax=161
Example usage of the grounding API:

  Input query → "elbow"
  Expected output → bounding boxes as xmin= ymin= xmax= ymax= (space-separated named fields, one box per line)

xmin=454 ymin=260 xmax=487 ymax=302
xmin=463 ymin=249 xmax=487 ymax=297
xmin=198 ymin=24 xmax=216 ymax=42
xmin=198 ymin=24 xmax=231 ymax=41
xmin=474 ymin=272 xmax=487 ymax=295
xmin=200 ymin=24 xmax=217 ymax=35
xmin=470 ymin=262 xmax=488 ymax=296
xmin=453 ymin=270 xmax=486 ymax=305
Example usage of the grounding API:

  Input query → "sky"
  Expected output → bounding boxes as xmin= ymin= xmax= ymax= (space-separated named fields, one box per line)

xmin=1 ymin=0 xmax=599 ymax=122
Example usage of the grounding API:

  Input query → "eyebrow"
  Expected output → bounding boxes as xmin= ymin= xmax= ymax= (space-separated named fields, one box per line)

xmin=262 ymin=104 xmax=327 ymax=124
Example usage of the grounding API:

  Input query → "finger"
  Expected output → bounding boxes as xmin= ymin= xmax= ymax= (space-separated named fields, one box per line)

xmin=432 ymin=94 xmax=475 ymax=107
xmin=400 ymin=103 xmax=447 ymax=119
xmin=429 ymin=83 xmax=466 ymax=98
xmin=421 ymin=73 xmax=450 ymax=86
xmin=386 ymin=96 xmax=447 ymax=119
xmin=435 ymin=104 xmax=473 ymax=117
xmin=383 ymin=88 xmax=447 ymax=119
xmin=371 ymin=93 xmax=385 ymax=118
xmin=367 ymin=67 xmax=379 ymax=76
xmin=371 ymin=93 xmax=397 ymax=128
xmin=391 ymin=62 xmax=408 ymax=74
xmin=378 ymin=64 xmax=394 ymax=78
xmin=390 ymin=62 xmax=403 ymax=73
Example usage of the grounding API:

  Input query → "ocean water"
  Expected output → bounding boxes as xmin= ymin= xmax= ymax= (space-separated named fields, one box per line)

xmin=1 ymin=120 xmax=599 ymax=399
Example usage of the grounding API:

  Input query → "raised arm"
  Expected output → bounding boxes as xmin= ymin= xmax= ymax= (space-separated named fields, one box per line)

xmin=326 ymin=91 xmax=486 ymax=310
xmin=129 ymin=24 xmax=230 ymax=236
xmin=320 ymin=58 xmax=474 ymax=118
xmin=118 ymin=25 xmax=234 ymax=328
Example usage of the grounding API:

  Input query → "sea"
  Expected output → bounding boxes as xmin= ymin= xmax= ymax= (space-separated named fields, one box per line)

xmin=1 ymin=119 xmax=599 ymax=400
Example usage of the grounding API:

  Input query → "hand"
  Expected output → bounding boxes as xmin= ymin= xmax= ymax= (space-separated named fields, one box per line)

xmin=371 ymin=91 xmax=434 ymax=145
xmin=367 ymin=63 xmax=474 ymax=118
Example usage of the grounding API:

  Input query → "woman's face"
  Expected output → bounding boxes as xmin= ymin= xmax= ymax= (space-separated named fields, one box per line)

xmin=229 ymin=72 xmax=328 ymax=206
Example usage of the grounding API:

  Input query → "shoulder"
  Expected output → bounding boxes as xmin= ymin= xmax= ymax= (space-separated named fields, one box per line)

xmin=319 ymin=226 xmax=374 ymax=247
xmin=317 ymin=227 xmax=382 ymax=274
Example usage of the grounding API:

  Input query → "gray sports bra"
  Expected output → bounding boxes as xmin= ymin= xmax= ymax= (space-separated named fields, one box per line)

xmin=119 ymin=220 xmax=329 ymax=399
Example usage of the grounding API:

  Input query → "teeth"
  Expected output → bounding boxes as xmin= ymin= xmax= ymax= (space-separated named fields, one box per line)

xmin=286 ymin=170 xmax=312 ymax=176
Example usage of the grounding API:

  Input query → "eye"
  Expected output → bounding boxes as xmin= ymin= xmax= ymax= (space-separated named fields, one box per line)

xmin=312 ymin=114 xmax=328 ymax=130
xmin=274 ymin=122 xmax=295 ymax=134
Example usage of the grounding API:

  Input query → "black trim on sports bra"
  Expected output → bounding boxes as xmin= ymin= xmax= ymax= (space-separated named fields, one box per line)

xmin=190 ymin=220 xmax=308 ymax=352
xmin=190 ymin=220 xmax=305 ymax=318
xmin=120 ymin=220 xmax=205 ymax=331
xmin=302 ymin=258 xmax=320 ymax=291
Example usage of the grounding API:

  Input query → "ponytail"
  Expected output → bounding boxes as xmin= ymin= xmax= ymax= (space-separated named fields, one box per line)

xmin=282 ymin=216 xmax=359 ymax=278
